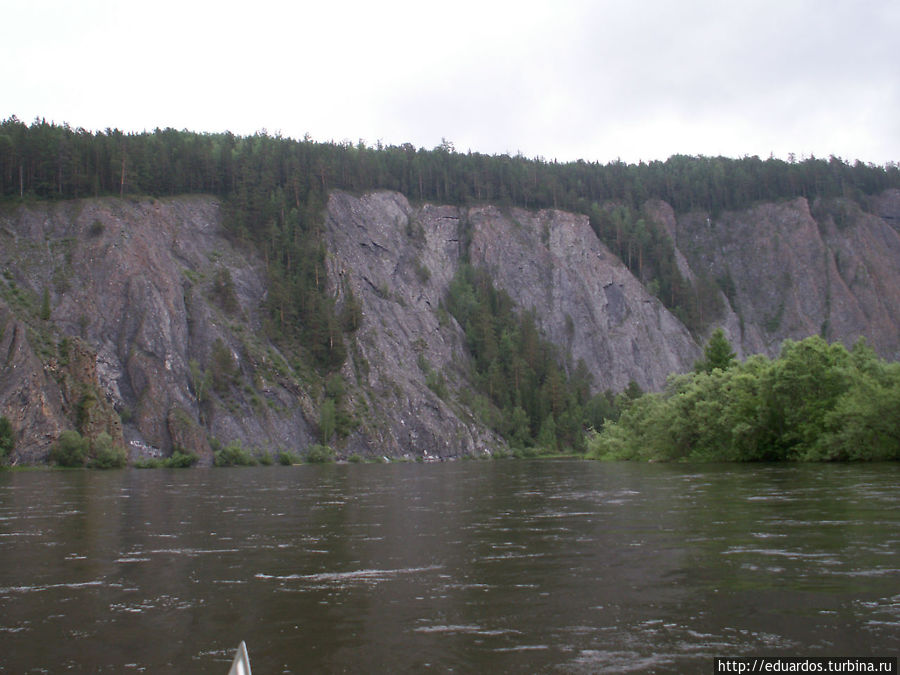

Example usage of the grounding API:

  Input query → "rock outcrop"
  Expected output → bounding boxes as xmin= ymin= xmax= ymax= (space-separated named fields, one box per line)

xmin=2 ymin=188 xmax=899 ymax=463
xmin=324 ymin=192 xmax=500 ymax=458
xmin=0 ymin=307 xmax=67 ymax=462
xmin=0 ymin=197 xmax=316 ymax=463
xmin=466 ymin=204 xmax=699 ymax=392
xmin=671 ymin=193 xmax=900 ymax=360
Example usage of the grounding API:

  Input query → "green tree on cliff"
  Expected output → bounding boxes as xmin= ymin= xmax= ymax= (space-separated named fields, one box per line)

xmin=0 ymin=416 xmax=14 ymax=459
xmin=694 ymin=328 xmax=736 ymax=373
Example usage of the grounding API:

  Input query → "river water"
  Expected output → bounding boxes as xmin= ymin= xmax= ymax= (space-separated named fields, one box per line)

xmin=0 ymin=461 xmax=897 ymax=673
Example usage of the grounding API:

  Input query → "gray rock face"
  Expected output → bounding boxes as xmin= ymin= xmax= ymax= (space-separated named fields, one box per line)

xmin=324 ymin=191 xmax=501 ymax=458
xmin=0 ymin=197 xmax=316 ymax=462
xmin=466 ymin=205 xmax=700 ymax=392
xmin=2 ymin=188 xmax=900 ymax=462
xmin=322 ymin=191 xmax=702 ymax=459
xmin=0 ymin=307 xmax=66 ymax=461
xmin=672 ymin=192 xmax=900 ymax=360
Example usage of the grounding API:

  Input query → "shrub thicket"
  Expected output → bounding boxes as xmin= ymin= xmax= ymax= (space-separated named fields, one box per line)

xmin=213 ymin=441 xmax=257 ymax=466
xmin=51 ymin=430 xmax=89 ymax=467
xmin=589 ymin=334 xmax=900 ymax=462
xmin=306 ymin=444 xmax=335 ymax=463
xmin=88 ymin=432 xmax=127 ymax=469
xmin=0 ymin=416 xmax=14 ymax=459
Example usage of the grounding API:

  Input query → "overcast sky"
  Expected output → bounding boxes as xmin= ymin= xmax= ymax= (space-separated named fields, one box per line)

xmin=3 ymin=0 xmax=898 ymax=165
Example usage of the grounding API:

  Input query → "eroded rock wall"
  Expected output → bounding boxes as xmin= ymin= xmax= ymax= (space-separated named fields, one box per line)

xmin=3 ymin=188 xmax=899 ymax=462
xmin=0 ymin=197 xmax=316 ymax=463
xmin=671 ymin=191 xmax=900 ymax=360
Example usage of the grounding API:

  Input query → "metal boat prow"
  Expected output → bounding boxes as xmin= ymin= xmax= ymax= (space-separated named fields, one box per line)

xmin=228 ymin=641 xmax=251 ymax=675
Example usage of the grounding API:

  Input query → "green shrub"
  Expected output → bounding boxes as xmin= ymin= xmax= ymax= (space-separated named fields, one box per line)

xmin=211 ymin=267 xmax=239 ymax=314
xmin=40 ymin=287 xmax=51 ymax=321
xmin=277 ymin=451 xmax=299 ymax=465
xmin=426 ymin=370 xmax=448 ymax=399
xmin=214 ymin=441 xmax=257 ymax=466
xmin=588 ymin=335 xmax=900 ymax=463
xmin=88 ymin=432 xmax=127 ymax=469
xmin=319 ymin=398 xmax=337 ymax=444
xmin=209 ymin=339 xmax=238 ymax=393
xmin=165 ymin=450 xmax=198 ymax=468
xmin=306 ymin=444 xmax=335 ymax=464
xmin=513 ymin=446 xmax=541 ymax=459
xmin=133 ymin=457 xmax=164 ymax=469
xmin=348 ymin=453 xmax=363 ymax=463
xmin=51 ymin=430 xmax=89 ymax=467
xmin=258 ymin=450 xmax=274 ymax=466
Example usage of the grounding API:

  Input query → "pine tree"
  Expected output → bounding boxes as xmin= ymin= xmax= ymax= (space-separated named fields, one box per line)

xmin=695 ymin=328 xmax=736 ymax=373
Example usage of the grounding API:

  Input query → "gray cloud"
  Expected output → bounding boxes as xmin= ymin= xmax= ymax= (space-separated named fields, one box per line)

xmin=3 ymin=0 xmax=897 ymax=164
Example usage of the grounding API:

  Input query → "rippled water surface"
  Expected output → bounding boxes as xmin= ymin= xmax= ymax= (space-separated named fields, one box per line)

xmin=1 ymin=461 xmax=898 ymax=673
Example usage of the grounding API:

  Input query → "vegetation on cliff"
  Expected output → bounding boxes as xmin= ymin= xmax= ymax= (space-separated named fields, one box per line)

xmin=0 ymin=416 xmax=13 ymax=461
xmin=3 ymin=118 xmax=900 ymax=464
xmin=3 ymin=117 xmax=899 ymax=346
xmin=589 ymin=334 xmax=900 ymax=462
xmin=49 ymin=429 xmax=127 ymax=468
xmin=446 ymin=264 xmax=610 ymax=452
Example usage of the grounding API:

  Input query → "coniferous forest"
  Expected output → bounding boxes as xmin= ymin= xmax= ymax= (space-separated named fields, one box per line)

xmin=3 ymin=116 xmax=900 ymax=461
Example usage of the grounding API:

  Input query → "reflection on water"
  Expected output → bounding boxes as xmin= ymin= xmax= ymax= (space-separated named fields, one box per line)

xmin=0 ymin=462 xmax=898 ymax=673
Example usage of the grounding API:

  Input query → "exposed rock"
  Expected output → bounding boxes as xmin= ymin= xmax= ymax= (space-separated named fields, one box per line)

xmin=468 ymin=204 xmax=701 ymax=392
xmin=167 ymin=405 xmax=213 ymax=466
xmin=2 ymin=188 xmax=900 ymax=463
xmin=0 ymin=305 xmax=66 ymax=462
xmin=672 ymin=192 xmax=900 ymax=360
xmin=52 ymin=337 xmax=124 ymax=450
xmin=324 ymin=191 xmax=500 ymax=458
xmin=0 ymin=197 xmax=316 ymax=462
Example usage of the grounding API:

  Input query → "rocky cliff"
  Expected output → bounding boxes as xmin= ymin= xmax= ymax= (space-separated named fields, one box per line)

xmin=2 ymin=189 xmax=899 ymax=463
xmin=671 ymin=192 xmax=900 ymax=360
xmin=0 ymin=197 xmax=317 ymax=464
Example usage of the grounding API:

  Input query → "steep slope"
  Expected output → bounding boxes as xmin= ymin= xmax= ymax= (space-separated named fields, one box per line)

xmin=671 ymin=191 xmax=900 ymax=359
xmin=0 ymin=197 xmax=317 ymax=463
xmin=2 ymin=188 xmax=900 ymax=463
xmin=323 ymin=192 xmax=500 ymax=458
xmin=321 ymin=192 xmax=702 ymax=458
xmin=466 ymin=204 xmax=700 ymax=392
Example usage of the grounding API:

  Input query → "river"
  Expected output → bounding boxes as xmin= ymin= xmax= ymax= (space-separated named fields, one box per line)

xmin=1 ymin=461 xmax=897 ymax=673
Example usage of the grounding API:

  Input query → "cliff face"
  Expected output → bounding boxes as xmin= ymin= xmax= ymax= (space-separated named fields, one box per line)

xmin=323 ymin=192 xmax=500 ymax=458
xmin=465 ymin=204 xmax=699 ymax=392
xmin=0 ymin=197 xmax=317 ymax=463
xmin=671 ymin=192 xmax=900 ymax=360
xmin=321 ymin=192 xmax=700 ymax=458
xmin=2 ymin=188 xmax=899 ymax=463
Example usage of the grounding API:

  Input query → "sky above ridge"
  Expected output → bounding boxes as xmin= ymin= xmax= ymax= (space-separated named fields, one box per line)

xmin=3 ymin=0 xmax=898 ymax=165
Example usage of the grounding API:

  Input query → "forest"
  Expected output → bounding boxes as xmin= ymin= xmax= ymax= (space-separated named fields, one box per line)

xmin=4 ymin=117 xmax=899 ymax=212
xmin=588 ymin=333 xmax=900 ymax=462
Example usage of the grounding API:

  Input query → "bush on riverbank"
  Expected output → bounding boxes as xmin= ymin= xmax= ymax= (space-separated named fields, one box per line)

xmin=50 ymin=430 xmax=89 ymax=467
xmin=213 ymin=441 xmax=257 ymax=466
xmin=87 ymin=432 xmax=127 ymax=469
xmin=134 ymin=450 xmax=199 ymax=468
xmin=306 ymin=444 xmax=335 ymax=463
xmin=50 ymin=430 xmax=128 ymax=468
xmin=588 ymin=334 xmax=900 ymax=462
